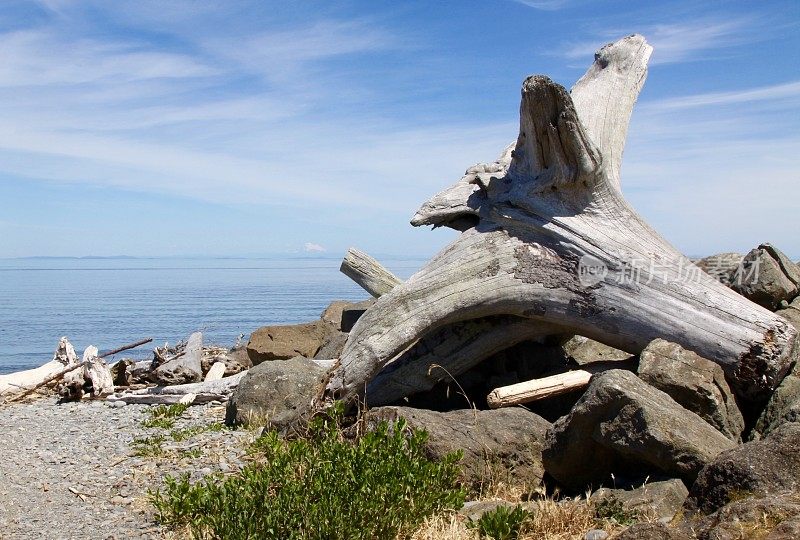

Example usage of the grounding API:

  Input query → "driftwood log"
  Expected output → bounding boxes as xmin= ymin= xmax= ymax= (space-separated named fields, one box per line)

xmin=59 ymin=346 xmax=115 ymax=400
xmin=0 ymin=337 xmax=78 ymax=396
xmin=326 ymin=34 xmax=798 ymax=405
xmin=337 ymin=249 xmax=562 ymax=406
xmin=107 ymin=371 xmax=247 ymax=405
xmin=340 ymin=248 xmax=403 ymax=298
xmin=152 ymin=332 xmax=203 ymax=385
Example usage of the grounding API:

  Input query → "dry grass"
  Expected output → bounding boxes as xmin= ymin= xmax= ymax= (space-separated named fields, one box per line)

xmin=409 ymin=495 xmax=627 ymax=540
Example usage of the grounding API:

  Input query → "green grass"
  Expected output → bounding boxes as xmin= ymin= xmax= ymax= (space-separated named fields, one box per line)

xmin=468 ymin=504 xmax=530 ymax=540
xmin=140 ymin=403 xmax=190 ymax=429
xmin=593 ymin=494 xmax=640 ymax=526
xmin=150 ymin=405 xmax=466 ymax=540
xmin=131 ymin=434 xmax=166 ymax=457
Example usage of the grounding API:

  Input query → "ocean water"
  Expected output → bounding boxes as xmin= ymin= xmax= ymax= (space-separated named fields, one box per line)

xmin=0 ymin=257 xmax=423 ymax=374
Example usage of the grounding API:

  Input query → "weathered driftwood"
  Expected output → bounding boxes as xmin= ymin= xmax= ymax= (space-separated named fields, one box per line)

xmin=204 ymin=361 xmax=226 ymax=381
xmin=107 ymin=371 xmax=246 ymax=405
xmin=99 ymin=337 xmax=153 ymax=358
xmin=337 ymin=249 xmax=558 ymax=405
xmin=340 ymin=248 xmax=403 ymax=298
xmin=0 ymin=337 xmax=79 ymax=396
xmin=152 ymin=332 xmax=203 ymax=385
xmin=365 ymin=316 xmax=559 ymax=406
xmin=59 ymin=346 xmax=114 ymax=400
xmin=487 ymin=370 xmax=593 ymax=408
xmin=326 ymin=34 xmax=798 ymax=404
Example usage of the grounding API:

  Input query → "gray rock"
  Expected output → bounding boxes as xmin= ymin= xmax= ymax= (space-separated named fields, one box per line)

xmin=314 ymin=331 xmax=348 ymax=360
xmin=561 ymin=335 xmax=633 ymax=366
xmin=340 ymin=299 xmax=376 ymax=332
xmin=592 ymin=479 xmax=688 ymax=522
xmin=754 ymin=362 xmax=800 ymax=439
xmin=360 ymin=406 xmax=550 ymax=488
xmin=225 ymin=356 xmax=328 ymax=430
xmin=688 ymin=491 xmax=800 ymax=539
xmin=246 ymin=321 xmax=334 ymax=364
xmin=731 ymin=243 xmax=800 ymax=310
xmin=686 ymin=422 xmax=800 ymax=514
xmin=694 ymin=252 xmax=743 ymax=287
xmin=543 ymin=370 xmax=735 ymax=491
xmin=613 ymin=523 xmax=689 ymax=540
xmin=776 ymin=296 xmax=800 ymax=332
xmin=638 ymin=339 xmax=744 ymax=441
xmin=584 ymin=530 xmax=609 ymax=540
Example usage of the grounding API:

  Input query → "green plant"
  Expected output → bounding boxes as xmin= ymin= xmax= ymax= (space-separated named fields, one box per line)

xmin=468 ymin=504 xmax=530 ymax=540
xmin=594 ymin=495 xmax=639 ymax=526
xmin=141 ymin=403 xmax=190 ymax=429
xmin=131 ymin=434 xmax=166 ymax=457
xmin=150 ymin=407 xmax=466 ymax=540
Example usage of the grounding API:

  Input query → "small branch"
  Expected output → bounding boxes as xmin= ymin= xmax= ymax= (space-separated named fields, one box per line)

xmin=340 ymin=248 xmax=402 ymax=298
xmin=99 ymin=337 xmax=153 ymax=358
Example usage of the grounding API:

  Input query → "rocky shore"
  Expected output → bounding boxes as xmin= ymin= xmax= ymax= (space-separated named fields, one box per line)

xmin=0 ymin=399 xmax=253 ymax=540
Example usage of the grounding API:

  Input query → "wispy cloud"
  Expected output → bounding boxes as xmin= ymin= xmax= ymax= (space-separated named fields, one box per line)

xmin=559 ymin=18 xmax=754 ymax=64
xmin=304 ymin=242 xmax=326 ymax=253
xmin=644 ymin=80 xmax=800 ymax=110
xmin=511 ymin=0 xmax=569 ymax=11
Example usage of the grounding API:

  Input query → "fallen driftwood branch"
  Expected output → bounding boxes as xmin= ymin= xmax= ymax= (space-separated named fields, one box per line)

xmin=107 ymin=371 xmax=246 ymax=405
xmin=0 ymin=337 xmax=78 ymax=396
xmin=99 ymin=337 xmax=153 ymax=358
xmin=59 ymin=346 xmax=114 ymax=401
xmin=325 ymin=34 xmax=798 ymax=406
xmin=1 ymin=337 xmax=153 ymax=401
xmin=340 ymin=248 xmax=403 ymax=298
xmin=488 ymin=359 xmax=638 ymax=408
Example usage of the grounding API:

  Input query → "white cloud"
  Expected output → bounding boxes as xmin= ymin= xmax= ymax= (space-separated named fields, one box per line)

xmin=559 ymin=18 xmax=753 ymax=65
xmin=304 ymin=242 xmax=327 ymax=253
xmin=643 ymin=80 xmax=800 ymax=111
xmin=512 ymin=0 xmax=569 ymax=10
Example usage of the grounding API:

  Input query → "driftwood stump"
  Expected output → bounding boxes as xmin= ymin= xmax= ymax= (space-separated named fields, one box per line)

xmin=326 ymin=34 xmax=797 ymax=404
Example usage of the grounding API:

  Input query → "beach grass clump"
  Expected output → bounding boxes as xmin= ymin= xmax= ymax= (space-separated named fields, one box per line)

xmin=150 ymin=405 xmax=466 ymax=540
xmin=140 ymin=403 xmax=190 ymax=429
xmin=468 ymin=504 xmax=530 ymax=539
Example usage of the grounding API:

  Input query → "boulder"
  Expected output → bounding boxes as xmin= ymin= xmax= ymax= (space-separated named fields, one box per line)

xmin=591 ymin=479 xmax=688 ymax=522
xmin=561 ymin=335 xmax=633 ymax=366
xmin=225 ymin=356 xmax=328 ymax=430
xmin=359 ymin=406 xmax=550 ymax=488
xmin=314 ymin=331 xmax=348 ymax=360
xmin=731 ymin=243 xmax=800 ymax=310
xmin=776 ymin=296 xmax=800 ymax=332
xmin=754 ymin=362 xmax=800 ymax=439
xmin=543 ymin=370 xmax=735 ymax=491
xmin=688 ymin=491 xmax=800 ymax=539
xmin=686 ymin=422 xmax=800 ymax=514
xmin=638 ymin=339 xmax=744 ymax=441
xmin=613 ymin=523 xmax=688 ymax=540
xmin=694 ymin=252 xmax=743 ymax=287
xmin=340 ymin=299 xmax=376 ymax=332
xmin=246 ymin=321 xmax=334 ymax=364
xmin=320 ymin=300 xmax=359 ymax=331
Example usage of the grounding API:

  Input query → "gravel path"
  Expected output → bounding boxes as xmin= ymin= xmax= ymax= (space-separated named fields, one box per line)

xmin=0 ymin=398 xmax=255 ymax=539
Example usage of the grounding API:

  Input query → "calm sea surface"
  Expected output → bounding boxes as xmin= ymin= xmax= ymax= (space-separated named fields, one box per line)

xmin=0 ymin=257 xmax=422 ymax=374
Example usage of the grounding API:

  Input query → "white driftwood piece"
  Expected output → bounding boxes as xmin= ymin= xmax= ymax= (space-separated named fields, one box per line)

xmin=107 ymin=371 xmax=246 ymax=405
xmin=83 ymin=346 xmax=114 ymax=397
xmin=326 ymin=35 xmax=798 ymax=404
xmin=340 ymin=248 xmax=403 ymax=298
xmin=487 ymin=370 xmax=592 ymax=408
xmin=153 ymin=332 xmax=203 ymax=385
xmin=0 ymin=337 xmax=78 ymax=396
xmin=204 ymin=361 xmax=226 ymax=381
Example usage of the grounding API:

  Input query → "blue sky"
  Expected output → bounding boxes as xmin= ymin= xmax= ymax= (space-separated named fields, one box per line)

xmin=0 ymin=0 xmax=797 ymax=259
